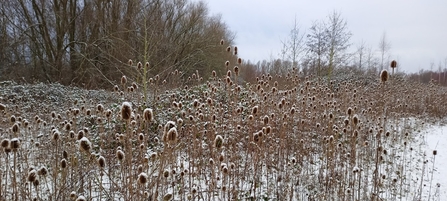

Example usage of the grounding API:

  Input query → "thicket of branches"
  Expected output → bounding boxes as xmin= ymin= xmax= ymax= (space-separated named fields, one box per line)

xmin=0 ymin=0 xmax=235 ymax=88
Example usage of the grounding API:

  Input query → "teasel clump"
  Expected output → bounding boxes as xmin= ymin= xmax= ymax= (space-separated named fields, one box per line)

xmin=214 ymin=135 xmax=224 ymax=149
xmin=143 ymin=108 xmax=154 ymax=122
xmin=121 ymin=102 xmax=132 ymax=121
xmin=79 ymin=137 xmax=92 ymax=153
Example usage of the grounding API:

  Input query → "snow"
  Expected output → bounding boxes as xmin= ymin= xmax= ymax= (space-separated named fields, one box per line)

xmin=422 ymin=124 xmax=447 ymax=199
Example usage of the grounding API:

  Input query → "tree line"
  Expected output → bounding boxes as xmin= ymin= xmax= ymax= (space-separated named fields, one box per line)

xmin=0 ymin=0 xmax=235 ymax=88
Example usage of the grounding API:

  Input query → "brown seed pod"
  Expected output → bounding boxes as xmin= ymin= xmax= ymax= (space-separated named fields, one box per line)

xmin=27 ymin=169 xmax=37 ymax=182
xmin=380 ymin=70 xmax=388 ymax=82
xmin=98 ymin=156 xmax=105 ymax=168
xmin=143 ymin=108 xmax=153 ymax=122
xmin=214 ymin=135 xmax=224 ymax=149
xmin=121 ymin=102 xmax=132 ymax=121
xmin=79 ymin=137 xmax=91 ymax=153
xmin=138 ymin=172 xmax=148 ymax=184
xmin=390 ymin=60 xmax=397 ymax=68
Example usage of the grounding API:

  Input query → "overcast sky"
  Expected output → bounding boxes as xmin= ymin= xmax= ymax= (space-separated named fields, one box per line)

xmin=202 ymin=0 xmax=447 ymax=73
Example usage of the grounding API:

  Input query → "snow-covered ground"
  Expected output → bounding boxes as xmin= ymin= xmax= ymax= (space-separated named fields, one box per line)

xmin=422 ymin=124 xmax=447 ymax=200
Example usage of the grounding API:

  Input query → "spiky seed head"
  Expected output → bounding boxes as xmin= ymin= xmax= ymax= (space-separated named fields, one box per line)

xmin=137 ymin=62 xmax=143 ymax=70
xmin=166 ymin=127 xmax=178 ymax=143
xmin=61 ymin=159 xmax=67 ymax=169
xmin=52 ymin=130 xmax=60 ymax=141
xmin=121 ymin=75 xmax=127 ymax=85
xmin=225 ymin=61 xmax=230 ymax=67
xmin=1 ymin=139 xmax=9 ymax=148
xmin=214 ymin=135 xmax=224 ymax=149
xmin=263 ymin=115 xmax=269 ymax=125
xmin=27 ymin=169 xmax=38 ymax=182
xmin=10 ymin=138 xmax=20 ymax=150
xmin=353 ymin=114 xmax=359 ymax=126
xmin=237 ymin=57 xmax=242 ymax=64
xmin=116 ymin=150 xmax=125 ymax=161
xmin=98 ymin=156 xmax=105 ymax=168
xmin=234 ymin=46 xmax=238 ymax=55
xmin=143 ymin=108 xmax=153 ymax=122
xmin=163 ymin=169 xmax=169 ymax=178
xmin=390 ymin=60 xmax=397 ymax=68
xmin=234 ymin=66 xmax=239 ymax=76
xmin=70 ymin=191 xmax=77 ymax=199
xmin=347 ymin=107 xmax=353 ymax=116
xmin=138 ymin=172 xmax=148 ymax=184
xmin=220 ymin=39 xmax=224 ymax=45
xmin=121 ymin=102 xmax=132 ymax=121
xmin=433 ymin=150 xmax=437 ymax=155
xmin=380 ymin=70 xmax=388 ymax=82
xmin=226 ymin=46 xmax=231 ymax=52
xmin=63 ymin=150 xmax=68 ymax=159
xmin=38 ymin=167 xmax=47 ymax=176
xmin=12 ymin=123 xmax=19 ymax=133
xmin=79 ymin=137 xmax=91 ymax=153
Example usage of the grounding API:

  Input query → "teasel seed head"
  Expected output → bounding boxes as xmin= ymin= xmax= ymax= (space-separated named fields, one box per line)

xmin=220 ymin=39 xmax=224 ymax=45
xmin=380 ymin=69 xmax=388 ymax=82
xmin=1 ymin=139 xmax=9 ymax=148
xmin=121 ymin=102 xmax=132 ymax=121
xmin=263 ymin=115 xmax=269 ymax=125
xmin=98 ymin=156 xmax=105 ymax=168
xmin=225 ymin=61 xmax=230 ymax=67
xmin=353 ymin=114 xmax=359 ymax=126
xmin=390 ymin=60 xmax=397 ymax=68
xmin=136 ymin=62 xmax=143 ymax=70
xmin=38 ymin=166 xmax=48 ymax=176
xmin=138 ymin=172 xmax=148 ymax=184
xmin=214 ymin=135 xmax=224 ymax=149
xmin=163 ymin=169 xmax=170 ymax=178
xmin=61 ymin=159 xmax=67 ymax=169
xmin=226 ymin=46 xmax=231 ymax=52
xmin=10 ymin=138 xmax=20 ymax=150
xmin=79 ymin=137 xmax=91 ymax=153
xmin=27 ymin=169 xmax=38 ymax=182
xmin=433 ymin=150 xmax=437 ymax=155
xmin=143 ymin=108 xmax=154 ymax=122
xmin=121 ymin=75 xmax=127 ymax=85
xmin=116 ymin=150 xmax=125 ymax=161
xmin=12 ymin=123 xmax=19 ymax=134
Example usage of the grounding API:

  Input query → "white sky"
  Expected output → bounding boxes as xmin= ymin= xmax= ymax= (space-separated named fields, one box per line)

xmin=201 ymin=0 xmax=447 ymax=73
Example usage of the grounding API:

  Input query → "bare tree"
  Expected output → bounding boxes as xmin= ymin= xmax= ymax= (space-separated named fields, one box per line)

xmin=325 ymin=11 xmax=352 ymax=75
xmin=0 ymin=0 xmax=235 ymax=88
xmin=378 ymin=32 xmax=391 ymax=71
xmin=306 ymin=20 xmax=327 ymax=76
xmin=305 ymin=11 xmax=351 ymax=77
xmin=356 ymin=40 xmax=366 ymax=69
xmin=280 ymin=17 xmax=305 ymax=71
